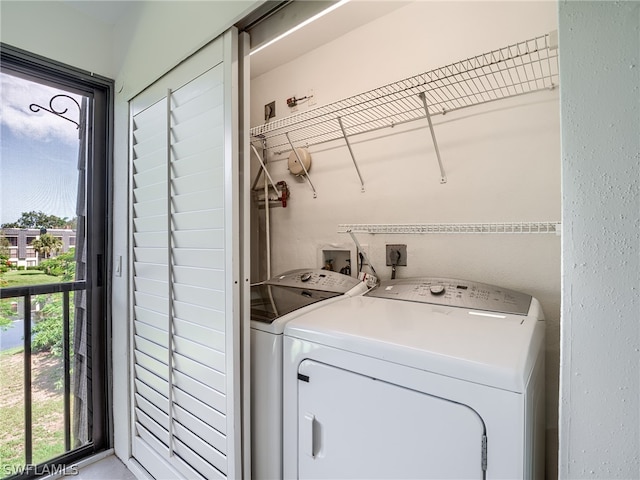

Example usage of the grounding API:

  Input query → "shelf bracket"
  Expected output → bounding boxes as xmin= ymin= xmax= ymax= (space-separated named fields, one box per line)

xmin=250 ymin=143 xmax=281 ymax=195
xmin=337 ymin=117 xmax=365 ymax=192
xmin=285 ymin=132 xmax=317 ymax=198
xmin=418 ymin=92 xmax=447 ymax=184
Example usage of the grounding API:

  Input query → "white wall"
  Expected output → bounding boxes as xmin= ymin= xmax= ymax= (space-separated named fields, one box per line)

xmin=0 ymin=1 xmax=115 ymax=77
xmin=250 ymin=1 xmax=561 ymax=475
xmin=558 ymin=2 xmax=640 ymax=478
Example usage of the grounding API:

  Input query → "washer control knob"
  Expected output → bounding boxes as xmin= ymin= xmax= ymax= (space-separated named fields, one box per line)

xmin=430 ymin=285 xmax=445 ymax=295
xmin=300 ymin=272 xmax=312 ymax=282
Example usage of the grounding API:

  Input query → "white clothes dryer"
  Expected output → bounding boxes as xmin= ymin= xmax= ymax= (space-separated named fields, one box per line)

xmin=283 ymin=277 xmax=545 ymax=480
xmin=250 ymin=269 xmax=368 ymax=480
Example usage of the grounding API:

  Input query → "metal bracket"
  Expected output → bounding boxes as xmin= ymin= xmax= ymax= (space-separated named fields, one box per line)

xmin=337 ymin=117 xmax=365 ymax=192
xmin=250 ymin=143 xmax=280 ymax=194
xmin=418 ymin=92 xmax=447 ymax=184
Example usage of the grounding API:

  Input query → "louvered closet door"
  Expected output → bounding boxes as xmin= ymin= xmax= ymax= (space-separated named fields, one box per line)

xmin=129 ymin=31 xmax=241 ymax=480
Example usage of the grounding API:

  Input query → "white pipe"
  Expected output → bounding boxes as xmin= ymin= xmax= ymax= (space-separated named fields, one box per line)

xmin=264 ymin=146 xmax=271 ymax=279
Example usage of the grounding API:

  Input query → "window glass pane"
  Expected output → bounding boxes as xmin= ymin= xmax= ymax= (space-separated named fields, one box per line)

xmin=0 ymin=71 xmax=84 ymax=283
xmin=0 ymin=70 xmax=91 ymax=477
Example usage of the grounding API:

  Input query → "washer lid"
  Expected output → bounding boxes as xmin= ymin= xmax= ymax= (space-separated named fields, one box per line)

xmin=284 ymin=295 xmax=545 ymax=393
xmin=251 ymin=284 xmax=342 ymax=324
xmin=251 ymin=269 xmax=368 ymax=334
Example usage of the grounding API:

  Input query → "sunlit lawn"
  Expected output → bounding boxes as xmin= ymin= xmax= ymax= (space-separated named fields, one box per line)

xmin=0 ymin=347 xmax=66 ymax=475
xmin=2 ymin=270 xmax=61 ymax=288
xmin=1 ymin=270 xmax=66 ymax=476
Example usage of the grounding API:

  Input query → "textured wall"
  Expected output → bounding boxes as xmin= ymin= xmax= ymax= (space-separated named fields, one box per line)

xmin=558 ymin=1 xmax=640 ymax=478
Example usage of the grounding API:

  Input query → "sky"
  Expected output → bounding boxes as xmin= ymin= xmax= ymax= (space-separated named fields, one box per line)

xmin=0 ymin=72 xmax=82 ymax=226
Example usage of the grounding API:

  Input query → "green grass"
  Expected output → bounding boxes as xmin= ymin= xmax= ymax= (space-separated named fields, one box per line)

xmin=2 ymin=271 xmax=61 ymax=288
xmin=0 ymin=349 xmax=66 ymax=475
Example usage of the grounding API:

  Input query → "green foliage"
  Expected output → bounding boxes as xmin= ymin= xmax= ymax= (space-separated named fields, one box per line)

xmin=31 ymin=234 xmax=63 ymax=259
xmin=0 ymin=234 xmax=10 ymax=280
xmin=0 ymin=256 xmax=9 ymax=275
xmin=39 ymin=249 xmax=76 ymax=281
xmin=29 ymin=252 xmax=76 ymax=355
xmin=0 ymin=232 xmax=9 ymax=257
xmin=0 ymin=301 xmax=13 ymax=330
xmin=31 ymin=294 xmax=74 ymax=357
xmin=1 ymin=210 xmax=74 ymax=229
xmin=31 ymin=313 xmax=63 ymax=356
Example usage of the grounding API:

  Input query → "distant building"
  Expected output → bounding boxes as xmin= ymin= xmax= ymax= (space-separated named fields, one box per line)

xmin=2 ymin=228 xmax=76 ymax=267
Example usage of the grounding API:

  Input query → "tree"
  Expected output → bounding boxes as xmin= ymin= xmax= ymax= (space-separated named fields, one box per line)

xmin=0 ymin=232 xmax=9 ymax=258
xmin=31 ymin=233 xmax=63 ymax=259
xmin=0 ymin=233 xmax=10 ymax=290
xmin=0 ymin=247 xmax=10 ymax=329
xmin=32 ymin=293 xmax=73 ymax=357
xmin=0 ymin=234 xmax=13 ymax=328
xmin=1 ymin=210 xmax=74 ymax=229
xmin=39 ymin=249 xmax=76 ymax=280
xmin=32 ymin=251 xmax=77 ymax=355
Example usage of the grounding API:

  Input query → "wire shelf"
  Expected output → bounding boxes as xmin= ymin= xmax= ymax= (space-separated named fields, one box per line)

xmin=338 ymin=222 xmax=561 ymax=235
xmin=250 ymin=33 xmax=559 ymax=153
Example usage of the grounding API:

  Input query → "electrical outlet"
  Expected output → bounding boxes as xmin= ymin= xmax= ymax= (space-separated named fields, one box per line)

xmin=386 ymin=244 xmax=407 ymax=266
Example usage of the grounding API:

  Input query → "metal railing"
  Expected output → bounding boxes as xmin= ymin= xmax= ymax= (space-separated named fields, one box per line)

xmin=1 ymin=281 xmax=86 ymax=465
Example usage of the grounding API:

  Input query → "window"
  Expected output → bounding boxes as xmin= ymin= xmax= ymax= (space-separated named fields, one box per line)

xmin=0 ymin=44 xmax=111 ymax=479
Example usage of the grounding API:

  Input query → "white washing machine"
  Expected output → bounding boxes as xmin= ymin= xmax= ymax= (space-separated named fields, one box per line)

xmin=283 ymin=277 xmax=545 ymax=480
xmin=250 ymin=269 xmax=369 ymax=480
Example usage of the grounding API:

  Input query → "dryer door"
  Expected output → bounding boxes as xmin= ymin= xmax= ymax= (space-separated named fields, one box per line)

xmin=297 ymin=360 xmax=486 ymax=479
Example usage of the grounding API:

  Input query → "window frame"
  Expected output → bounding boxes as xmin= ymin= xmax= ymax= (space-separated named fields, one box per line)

xmin=0 ymin=43 xmax=113 ymax=477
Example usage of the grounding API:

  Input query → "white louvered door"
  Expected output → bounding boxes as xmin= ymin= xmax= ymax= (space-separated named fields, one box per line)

xmin=129 ymin=30 xmax=241 ymax=480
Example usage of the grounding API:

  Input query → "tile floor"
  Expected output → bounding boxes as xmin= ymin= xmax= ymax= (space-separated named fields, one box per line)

xmin=72 ymin=454 xmax=136 ymax=480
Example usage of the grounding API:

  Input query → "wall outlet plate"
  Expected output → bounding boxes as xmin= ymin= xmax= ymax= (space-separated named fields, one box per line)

xmin=386 ymin=244 xmax=407 ymax=266
xmin=265 ymin=101 xmax=275 ymax=120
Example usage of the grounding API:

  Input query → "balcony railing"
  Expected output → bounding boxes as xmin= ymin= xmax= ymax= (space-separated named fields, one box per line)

xmin=1 ymin=281 xmax=86 ymax=469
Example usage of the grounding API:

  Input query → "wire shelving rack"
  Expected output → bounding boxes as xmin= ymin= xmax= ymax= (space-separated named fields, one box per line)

xmin=338 ymin=222 xmax=561 ymax=236
xmin=250 ymin=32 xmax=559 ymax=191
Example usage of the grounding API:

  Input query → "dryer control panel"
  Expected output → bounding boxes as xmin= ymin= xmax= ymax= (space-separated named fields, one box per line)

xmin=367 ymin=277 xmax=532 ymax=315
xmin=264 ymin=269 xmax=362 ymax=294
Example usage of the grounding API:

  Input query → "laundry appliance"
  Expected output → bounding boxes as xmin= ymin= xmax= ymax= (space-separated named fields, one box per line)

xmin=250 ymin=268 xmax=368 ymax=479
xmin=283 ymin=276 xmax=545 ymax=479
